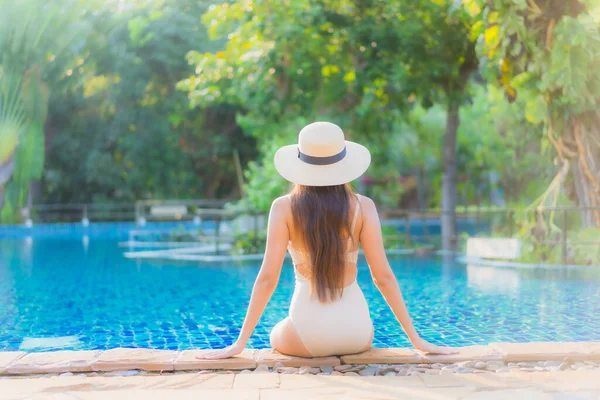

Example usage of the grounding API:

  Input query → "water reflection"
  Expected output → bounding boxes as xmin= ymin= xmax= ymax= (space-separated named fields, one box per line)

xmin=467 ymin=264 xmax=520 ymax=296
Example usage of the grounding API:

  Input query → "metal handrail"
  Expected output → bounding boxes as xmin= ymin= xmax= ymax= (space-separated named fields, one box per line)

xmin=10 ymin=202 xmax=600 ymax=263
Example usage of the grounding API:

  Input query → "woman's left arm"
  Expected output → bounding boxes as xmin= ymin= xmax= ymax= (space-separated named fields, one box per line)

xmin=197 ymin=197 xmax=290 ymax=359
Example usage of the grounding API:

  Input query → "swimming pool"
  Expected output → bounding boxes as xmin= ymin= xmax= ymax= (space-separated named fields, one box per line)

xmin=1 ymin=234 xmax=599 ymax=352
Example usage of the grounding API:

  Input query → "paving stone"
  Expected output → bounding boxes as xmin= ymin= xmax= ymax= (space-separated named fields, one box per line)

xmin=580 ymin=342 xmax=600 ymax=360
xmin=344 ymin=371 xmax=359 ymax=376
xmin=0 ymin=352 xmax=26 ymax=374
xmin=7 ymin=350 xmax=102 ymax=374
xmin=577 ymin=365 xmax=596 ymax=371
xmin=490 ymin=342 xmax=588 ymax=362
xmin=420 ymin=346 xmax=502 ymax=364
xmin=174 ymin=349 xmax=256 ymax=371
xmin=7 ymin=350 xmax=101 ymax=374
xmin=233 ymin=371 xmax=279 ymax=389
xmin=528 ymin=370 xmax=600 ymax=391
xmin=421 ymin=371 xmax=532 ymax=389
xmin=551 ymin=391 xmax=600 ymax=400
xmin=463 ymin=389 xmax=553 ymax=400
xmin=264 ymin=384 xmax=468 ymax=400
xmin=340 ymin=348 xmax=421 ymax=365
xmin=92 ymin=349 xmax=177 ymax=372
xmin=255 ymin=349 xmax=340 ymax=368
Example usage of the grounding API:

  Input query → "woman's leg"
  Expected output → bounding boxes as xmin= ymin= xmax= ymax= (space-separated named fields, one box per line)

xmin=269 ymin=317 xmax=312 ymax=357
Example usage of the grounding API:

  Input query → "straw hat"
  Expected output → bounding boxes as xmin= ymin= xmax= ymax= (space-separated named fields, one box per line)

xmin=274 ymin=122 xmax=371 ymax=186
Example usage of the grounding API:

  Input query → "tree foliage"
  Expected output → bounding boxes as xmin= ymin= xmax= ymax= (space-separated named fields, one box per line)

xmin=0 ymin=0 xmax=91 ymax=221
xmin=41 ymin=0 xmax=256 ymax=205
xmin=473 ymin=0 xmax=600 ymax=227
xmin=180 ymin=0 xmax=479 ymax=236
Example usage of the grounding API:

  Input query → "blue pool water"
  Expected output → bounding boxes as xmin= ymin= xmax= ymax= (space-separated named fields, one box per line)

xmin=1 ymin=235 xmax=599 ymax=352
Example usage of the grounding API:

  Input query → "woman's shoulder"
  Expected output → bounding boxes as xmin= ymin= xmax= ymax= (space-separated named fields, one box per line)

xmin=271 ymin=195 xmax=292 ymax=212
xmin=355 ymin=193 xmax=375 ymax=208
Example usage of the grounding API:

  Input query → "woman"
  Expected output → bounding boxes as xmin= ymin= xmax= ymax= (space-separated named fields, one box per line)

xmin=200 ymin=122 xmax=457 ymax=358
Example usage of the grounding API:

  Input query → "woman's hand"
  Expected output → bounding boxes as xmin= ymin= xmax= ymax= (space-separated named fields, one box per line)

xmin=195 ymin=341 xmax=245 ymax=360
xmin=412 ymin=337 xmax=459 ymax=355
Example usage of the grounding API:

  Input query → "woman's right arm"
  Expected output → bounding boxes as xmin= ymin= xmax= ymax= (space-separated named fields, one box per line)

xmin=359 ymin=196 xmax=457 ymax=355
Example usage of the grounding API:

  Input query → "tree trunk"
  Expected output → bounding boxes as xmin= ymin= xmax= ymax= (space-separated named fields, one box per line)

xmin=571 ymin=161 xmax=595 ymax=228
xmin=442 ymin=103 xmax=459 ymax=251
xmin=415 ymin=166 xmax=426 ymax=210
xmin=0 ymin=155 xmax=16 ymax=211
xmin=567 ymin=117 xmax=600 ymax=228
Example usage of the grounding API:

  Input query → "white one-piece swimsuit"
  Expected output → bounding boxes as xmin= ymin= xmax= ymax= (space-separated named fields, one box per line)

xmin=284 ymin=195 xmax=373 ymax=357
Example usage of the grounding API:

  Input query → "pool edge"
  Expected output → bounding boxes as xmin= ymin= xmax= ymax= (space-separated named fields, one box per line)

xmin=1 ymin=342 xmax=598 ymax=375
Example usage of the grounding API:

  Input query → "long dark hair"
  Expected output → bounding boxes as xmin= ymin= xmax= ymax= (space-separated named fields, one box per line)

xmin=290 ymin=183 xmax=355 ymax=302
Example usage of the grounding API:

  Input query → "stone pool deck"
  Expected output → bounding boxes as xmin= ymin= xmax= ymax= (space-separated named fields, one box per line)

xmin=1 ymin=370 xmax=600 ymax=399
xmin=1 ymin=342 xmax=599 ymax=375
xmin=1 ymin=342 xmax=599 ymax=399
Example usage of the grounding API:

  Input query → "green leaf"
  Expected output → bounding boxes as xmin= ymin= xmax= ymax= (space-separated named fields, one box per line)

xmin=321 ymin=65 xmax=339 ymax=77
xmin=484 ymin=25 xmax=500 ymax=51
xmin=343 ymin=71 xmax=356 ymax=82
xmin=462 ymin=0 xmax=481 ymax=17
xmin=470 ymin=20 xmax=485 ymax=41
xmin=509 ymin=72 xmax=533 ymax=89
xmin=525 ymin=96 xmax=547 ymax=124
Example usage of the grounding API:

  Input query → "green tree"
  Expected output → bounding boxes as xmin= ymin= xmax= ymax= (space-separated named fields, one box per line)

xmin=389 ymin=1 xmax=479 ymax=250
xmin=0 ymin=0 xmax=91 ymax=222
xmin=42 ymin=0 xmax=256 ymax=204
xmin=473 ymin=0 xmax=600 ymax=227
xmin=179 ymin=0 xmax=412 ymax=209
xmin=180 ymin=0 xmax=479 ymax=251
